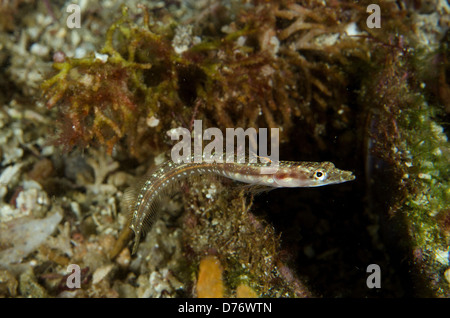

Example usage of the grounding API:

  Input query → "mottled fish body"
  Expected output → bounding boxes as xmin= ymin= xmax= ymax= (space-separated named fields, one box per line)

xmin=123 ymin=155 xmax=355 ymax=254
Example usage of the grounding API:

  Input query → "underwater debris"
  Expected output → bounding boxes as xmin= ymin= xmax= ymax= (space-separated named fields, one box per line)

xmin=196 ymin=255 xmax=224 ymax=298
xmin=235 ymin=283 xmax=258 ymax=298
xmin=0 ymin=269 xmax=18 ymax=297
xmin=0 ymin=211 xmax=62 ymax=266
xmin=19 ymin=267 xmax=48 ymax=298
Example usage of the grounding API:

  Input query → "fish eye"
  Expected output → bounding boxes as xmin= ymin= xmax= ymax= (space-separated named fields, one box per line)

xmin=314 ymin=170 xmax=326 ymax=181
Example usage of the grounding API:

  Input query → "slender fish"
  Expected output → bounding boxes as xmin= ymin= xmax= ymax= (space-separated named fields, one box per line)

xmin=122 ymin=154 xmax=355 ymax=254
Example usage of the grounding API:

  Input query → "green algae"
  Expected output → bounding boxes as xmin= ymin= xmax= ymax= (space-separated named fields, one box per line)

xmin=359 ymin=30 xmax=450 ymax=296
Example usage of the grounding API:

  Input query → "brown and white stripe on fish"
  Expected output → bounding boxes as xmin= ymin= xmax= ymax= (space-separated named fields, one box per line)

xmin=122 ymin=154 xmax=355 ymax=254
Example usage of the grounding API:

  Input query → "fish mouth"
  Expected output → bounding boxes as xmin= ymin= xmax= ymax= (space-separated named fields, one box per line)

xmin=340 ymin=170 xmax=356 ymax=182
